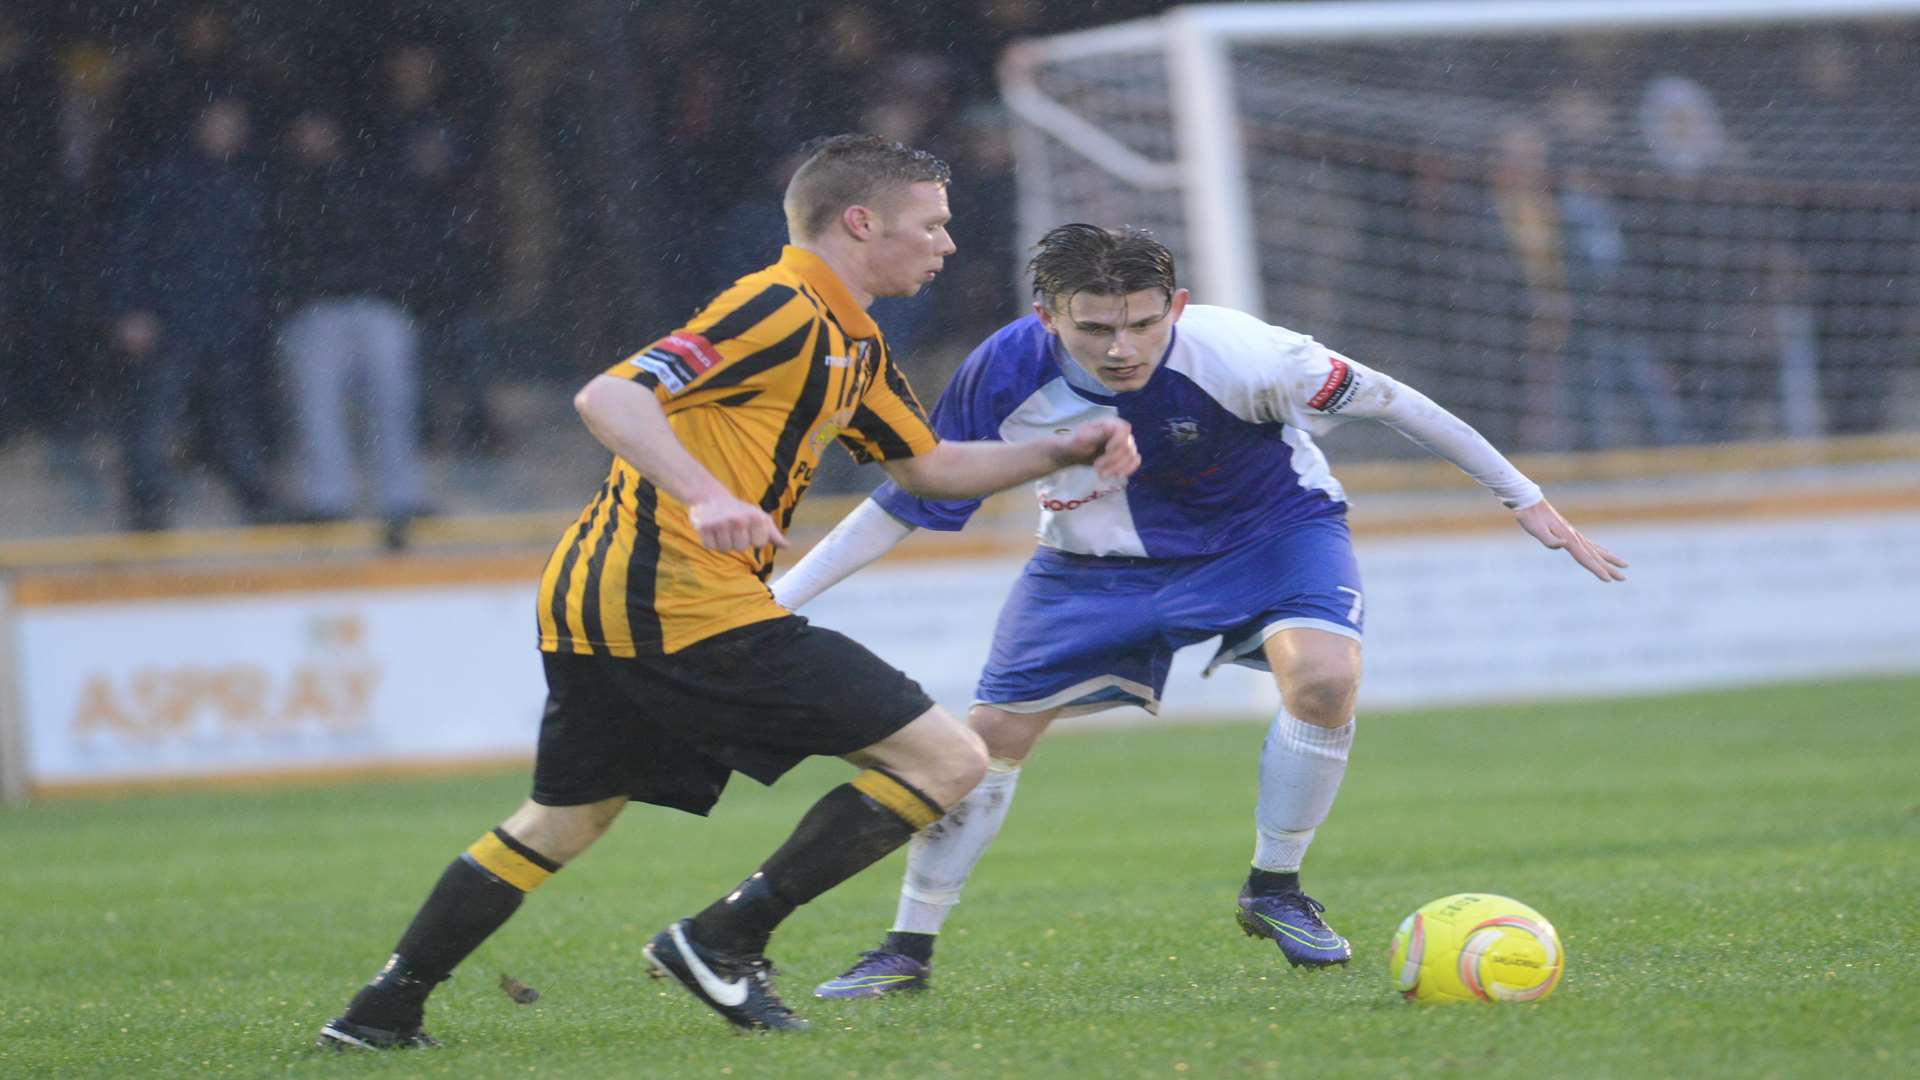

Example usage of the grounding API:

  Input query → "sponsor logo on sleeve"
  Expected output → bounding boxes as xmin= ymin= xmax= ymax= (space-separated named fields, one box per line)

xmin=630 ymin=333 xmax=723 ymax=392
xmin=1308 ymin=353 xmax=1361 ymax=414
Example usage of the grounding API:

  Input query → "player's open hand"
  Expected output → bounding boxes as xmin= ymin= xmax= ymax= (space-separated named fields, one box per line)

xmin=1515 ymin=499 xmax=1627 ymax=582
xmin=1059 ymin=418 xmax=1140 ymax=481
xmin=688 ymin=494 xmax=789 ymax=553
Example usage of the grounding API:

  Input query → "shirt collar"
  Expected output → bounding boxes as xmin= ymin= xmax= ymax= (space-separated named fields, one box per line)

xmin=778 ymin=245 xmax=879 ymax=339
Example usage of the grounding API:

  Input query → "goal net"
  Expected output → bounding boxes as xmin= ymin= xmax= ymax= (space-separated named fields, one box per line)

xmin=1001 ymin=0 xmax=1920 ymax=455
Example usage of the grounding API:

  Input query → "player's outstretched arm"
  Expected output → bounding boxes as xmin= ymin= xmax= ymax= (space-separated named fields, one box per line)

xmin=881 ymin=417 xmax=1138 ymax=500
xmin=572 ymin=374 xmax=787 ymax=552
xmin=1514 ymin=499 xmax=1628 ymax=582
xmin=1301 ymin=356 xmax=1624 ymax=582
xmin=770 ymin=499 xmax=917 ymax=610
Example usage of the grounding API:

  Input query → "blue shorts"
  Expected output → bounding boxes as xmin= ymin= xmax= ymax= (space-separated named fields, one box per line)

xmin=975 ymin=514 xmax=1362 ymax=717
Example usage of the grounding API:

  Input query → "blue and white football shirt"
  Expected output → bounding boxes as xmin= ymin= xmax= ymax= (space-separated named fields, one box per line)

xmin=874 ymin=305 xmax=1360 ymax=556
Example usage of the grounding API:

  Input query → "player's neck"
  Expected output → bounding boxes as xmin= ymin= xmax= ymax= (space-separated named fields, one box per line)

xmin=792 ymin=239 xmax=875 ymax=310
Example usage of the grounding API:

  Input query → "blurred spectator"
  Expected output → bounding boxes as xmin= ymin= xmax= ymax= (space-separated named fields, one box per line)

xmin=1637 ymin=74 xmax=1740 ymax=180
xmin=1635 ymin=71 xmax=1760 ymax=440
xmin=102 ymin=94 xmax=277 ymax=530
xmin=0 ymin=12 xmax=63 ymax=441
xmin=641 ymin=2 xmax=792 ymax=321
xmin=269 ymin=104 xmax=432 ymax=538
xmin=107 ymin=3 xmax=258 ymax=209
xmin=1558 ymin=162 xmax=1694 ymax=448
xmin=694 ymin=149 xmax=811 ymax=302
xmin=810 ymin=3 xmax=894 ymax=134
xmin=935 ymin=101 xmax=1023 ymax=346
xmin=1488 ymin=118 xmax=1571 ymax=451
xmin=856 ymin=56 xmax=964 ymax=359
xmin=861 ymin=53 xmax=961 ymax=152
xmin=37 ymin=38 xmax=130 ymax=473
xmin=1790 ymin=33 xmax=1904 ymax=435
xmin=367 ymin=39 xmax=505 ymax=455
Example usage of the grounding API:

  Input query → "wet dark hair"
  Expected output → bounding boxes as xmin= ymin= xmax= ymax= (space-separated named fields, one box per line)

xmin=1028 ymin=224 xmax=1177 ymax=311
xmin=783 ymin=133 xmax=952 ymax=240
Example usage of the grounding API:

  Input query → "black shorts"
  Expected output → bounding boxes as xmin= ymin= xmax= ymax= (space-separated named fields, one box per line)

xmin=532 ymin=616 xmax=935 ymax=815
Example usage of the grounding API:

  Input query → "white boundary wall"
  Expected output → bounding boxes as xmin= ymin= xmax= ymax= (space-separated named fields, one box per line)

xmin=807 ymin=510 xmax=1920 ymax=722
xmin=9 ymin=584 xmax=545 ymax=794
xmin=4 ymin=509 xmax=1918 ymax=797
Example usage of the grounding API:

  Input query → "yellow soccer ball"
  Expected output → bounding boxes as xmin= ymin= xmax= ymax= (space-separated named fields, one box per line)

xmin=1387 ymin=893 xmax=1563 ymax=1003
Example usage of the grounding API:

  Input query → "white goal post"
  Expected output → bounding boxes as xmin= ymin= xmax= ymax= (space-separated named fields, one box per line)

xmin=1001 ymin=0 xmax=1920 ymax=452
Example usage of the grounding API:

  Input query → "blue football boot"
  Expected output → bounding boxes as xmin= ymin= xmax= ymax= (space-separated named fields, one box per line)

xmin=1236 ymin=887 xmax=1353 ymax=968
xmin=813 ymin=950 xmax=932 ymax=999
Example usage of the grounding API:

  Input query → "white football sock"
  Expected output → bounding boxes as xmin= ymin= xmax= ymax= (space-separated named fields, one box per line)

xmin=1253 ymin=709 xmax=1354 ymax=873
xmin=892 ymin=758 xmax=1022 ymax=936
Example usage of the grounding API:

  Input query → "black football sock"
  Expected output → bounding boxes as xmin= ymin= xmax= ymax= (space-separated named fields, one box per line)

xmin=690 ymin=768 xmax=944 ymax=956
xmin=1248 ymin=867 xmax=1301 ymax=896
xmin=343 ymin=828 xmax=560 ymax=1030
xmin=882 ymin=930 xmax=937 ymax=964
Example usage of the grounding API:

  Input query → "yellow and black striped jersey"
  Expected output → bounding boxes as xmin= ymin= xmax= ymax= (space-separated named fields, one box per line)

xmin=538 ymin=245 xmax=938 ymax=655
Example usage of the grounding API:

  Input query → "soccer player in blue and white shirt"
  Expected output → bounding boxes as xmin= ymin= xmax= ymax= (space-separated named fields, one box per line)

xmin=774 ymin=224 xmax=1625 ymax=993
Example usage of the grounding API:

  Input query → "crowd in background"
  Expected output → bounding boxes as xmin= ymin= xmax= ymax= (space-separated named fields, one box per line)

xmin=0 ymin=0 xmax=1913 ymax=537
xmin=0 ymin=0 xmax=1162 ymax=533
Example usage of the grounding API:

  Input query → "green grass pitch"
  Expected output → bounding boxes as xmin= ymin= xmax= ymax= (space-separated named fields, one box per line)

xmin=3 ymin=675 xmax=1915 ymax=1078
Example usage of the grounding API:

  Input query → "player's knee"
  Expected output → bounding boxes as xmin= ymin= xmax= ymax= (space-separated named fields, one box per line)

xmin=948 ymin=724 xmax=992 ymax=799
xmin=1282 ymin=668 xmax=1359 ymax=728
xmin=967 ymin=705 xmax=1050 ymax=761
xmin=500 ymin=797 xmax=623 ymax=864
xmin=918 ymin=723 xmax=989 ymax=808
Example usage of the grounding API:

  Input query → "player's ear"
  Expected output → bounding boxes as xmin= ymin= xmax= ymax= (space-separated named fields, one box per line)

xmin=1033 ymin=301 xmax=1057 ymax=333
xmin=1167 ymin=288 xmax=1191 ymax=321
xmin=841 ymin=203 xmax=876 ymax=241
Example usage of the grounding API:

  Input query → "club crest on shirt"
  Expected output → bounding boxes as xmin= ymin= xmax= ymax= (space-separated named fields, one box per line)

xmin=1163 ymin=417 xmax=1202 ymax=444
xmin=807 ymin=406 xmax=858 ymax=452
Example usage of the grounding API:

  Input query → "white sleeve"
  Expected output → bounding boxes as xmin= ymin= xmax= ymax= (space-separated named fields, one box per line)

xmin=1327 ymin=361 xmax=1544 ymax=509
xmin=1265 ymin=342 xmax=1542 ymax=509
xmin=769 ymin=498 xmax=917 ymax=610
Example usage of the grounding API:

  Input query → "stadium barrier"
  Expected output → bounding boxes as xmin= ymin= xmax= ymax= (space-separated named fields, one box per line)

xmin=4 ymin=443 xmax=1918 ymax=803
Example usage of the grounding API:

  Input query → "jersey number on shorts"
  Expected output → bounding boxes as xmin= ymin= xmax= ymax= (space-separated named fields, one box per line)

xmin=1337 ymin=586 xmax=1364 ymax=625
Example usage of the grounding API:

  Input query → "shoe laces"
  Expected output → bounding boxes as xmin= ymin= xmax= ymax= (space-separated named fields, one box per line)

xmin=726 ymin=954 xmax=785 ymax=992
xmin=705 ymin=948 xmax=778 ymax=981
xmin=744 ymin=959 xmax=799 ymax=1018
xmin=1255 ymin=889 xmax=1327 ymax=920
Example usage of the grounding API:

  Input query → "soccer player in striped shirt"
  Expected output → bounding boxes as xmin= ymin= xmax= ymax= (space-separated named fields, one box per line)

xmin=317 ymin=139 xmax=1138 ymax=1045
xmin=773 ymin=224 xmax=1624 ymax=997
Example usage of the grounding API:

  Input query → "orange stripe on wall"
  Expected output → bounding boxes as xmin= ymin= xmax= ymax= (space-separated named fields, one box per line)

xmin=10 ymin=554 xmax=543 ymax=607
xmin=27 ymin=752 xmax=533 ymax=801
